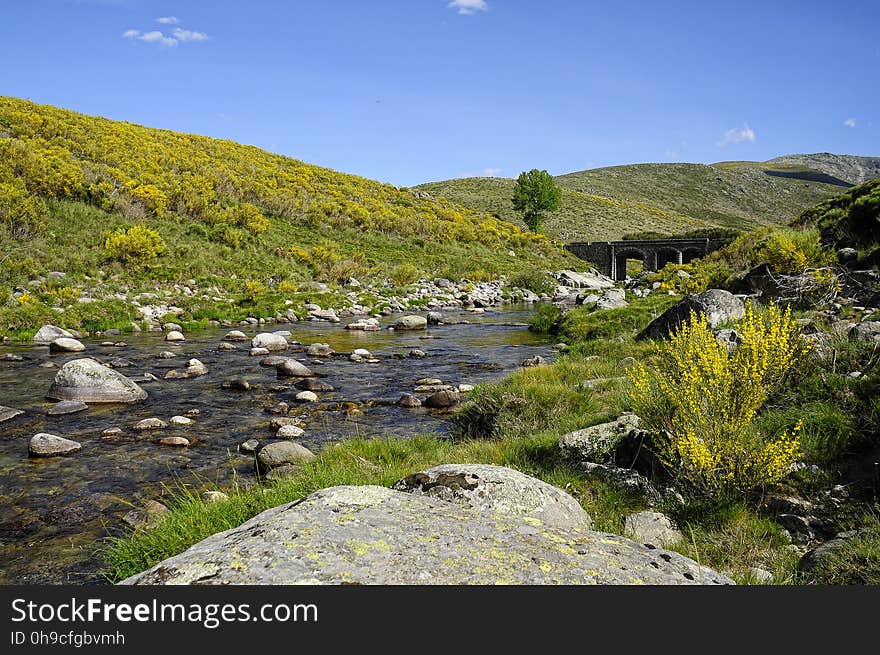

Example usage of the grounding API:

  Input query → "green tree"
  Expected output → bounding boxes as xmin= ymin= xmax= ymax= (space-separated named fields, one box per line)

xmin=512 ymin=169 xmax=561 ymax=232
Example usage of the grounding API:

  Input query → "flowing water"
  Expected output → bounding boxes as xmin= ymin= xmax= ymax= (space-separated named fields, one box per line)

xmin=0 ymin=305 xmax=553 ymax=584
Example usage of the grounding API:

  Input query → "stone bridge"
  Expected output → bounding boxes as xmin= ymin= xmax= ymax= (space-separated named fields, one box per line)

xmin=565 ymin=238 xmax=724 ymax=281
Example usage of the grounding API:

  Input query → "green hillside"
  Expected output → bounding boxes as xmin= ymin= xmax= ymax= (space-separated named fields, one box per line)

xmin=0 ymin=97 xmax=579 ymax=334
xmin=417 ymin=160 xmax=853 ymax=242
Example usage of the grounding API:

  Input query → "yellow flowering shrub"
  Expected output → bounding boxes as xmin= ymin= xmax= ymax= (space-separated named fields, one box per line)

xmin=628 ymin=302 xmax=806 ymax=495
xmin=104 ymin=225 xmax=167 ymax=263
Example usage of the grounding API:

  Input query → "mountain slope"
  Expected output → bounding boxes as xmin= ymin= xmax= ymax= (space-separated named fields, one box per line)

xmin=417 ymin=159 xmax=857 ymax=242
xmin=766 ymin=153 xmax=880 ymax=186
xmin=0 ymin=97 xmax=580 ymax=334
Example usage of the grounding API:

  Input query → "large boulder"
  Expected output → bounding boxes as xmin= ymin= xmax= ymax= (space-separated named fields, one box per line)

xmin=637 ymin=289 xmax=745 ymax=341
xmin=121 ymin=481 xmax=733 ymax=585
xmin=392 ymin=464 xmax=592 ymax=530
xmin=558 ymin=413 xmax=643 ymax=464
xmin=393 ymin=315 xmax=428 ymax=331
xmin=552 ymin=269 xmax=615 ymax=290
xmin=46 ymin=358 xmax=148 ymax=403
xmin=252 ymin=333 xmax=288 ymax=351
xmin=33 ymin=325 xmax=74 ymax=344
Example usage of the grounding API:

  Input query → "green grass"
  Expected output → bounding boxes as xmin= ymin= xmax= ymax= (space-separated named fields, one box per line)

xmin=796 ymin=513 xmax=880 ymax=584
xmin=416 ymin=161 xmax=849 ymax=242
xmin=560 ymin=293 xmax=680 ymax=341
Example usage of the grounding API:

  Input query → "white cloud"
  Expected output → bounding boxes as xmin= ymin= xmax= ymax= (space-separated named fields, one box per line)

xmin=844 ymin=118 xmax=857 ymax=128
xmin=139 ymin=30 xmax=178 ymax=47
xmin=448 ymin=0 xmax=488 ymax=15
xmin=482 ymin=168 xmax=502 ymax=177
xmin=718 ymin=124 xmax=756 ymax=147
xmin=172 ymin=28 xmax=209 ymax=42
xmin=122 ymin=23 xmax=209 ymax=47
xmin=156 ymin=16 xmax=179 ymax=25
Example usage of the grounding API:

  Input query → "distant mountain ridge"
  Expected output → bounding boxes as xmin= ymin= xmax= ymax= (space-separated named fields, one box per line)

xmin=416 ymin=154 xmax=874 ymax=242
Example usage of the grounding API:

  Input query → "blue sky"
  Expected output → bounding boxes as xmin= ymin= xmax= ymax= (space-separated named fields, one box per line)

xmin=2 ymin=0 xmax=878 ymax=186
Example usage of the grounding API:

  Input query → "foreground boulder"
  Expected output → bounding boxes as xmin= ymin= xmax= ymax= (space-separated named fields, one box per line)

xmin=392 ymin=464 xmax=592 ymax=530
xmin=638 ymin=289 xmax=745 ymax=341
xmin=46 ymin=358 xmax=148 ymax=403
xmin=121 ymin=481 xmax=732 ymax=585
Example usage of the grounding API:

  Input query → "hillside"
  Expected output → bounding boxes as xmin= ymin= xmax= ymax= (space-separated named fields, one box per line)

xmin=417 ymin=159 xmax=856 ymax=242
xmin=767 ymin=153 xmax=880 ymax=186
xmin=0 ymin=97 xmax=580 ymax=334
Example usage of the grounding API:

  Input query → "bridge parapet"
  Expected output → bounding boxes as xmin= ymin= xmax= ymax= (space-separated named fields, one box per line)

xmin=565 ymin=238 xmax=724 ymax=281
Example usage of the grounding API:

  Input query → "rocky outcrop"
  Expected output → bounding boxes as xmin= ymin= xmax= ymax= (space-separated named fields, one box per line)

xmin=392 ymin=464 xmax=592 ymax=530
xmin=46 ymin=358 xmax=148 ymax=403
xmin=121 ymin=473 xmax=733 ymax=585
xmin=638 ymin=289 xmax=745 ymax=341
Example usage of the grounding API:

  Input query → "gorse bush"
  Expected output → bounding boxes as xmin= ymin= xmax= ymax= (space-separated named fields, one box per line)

xmin=103 ymin=225 xmax=167 ymax=263
xmin=628 ymin=303 xmax=807 ymax=496
xmin=759 ymin=228 xmax=832 ymax=274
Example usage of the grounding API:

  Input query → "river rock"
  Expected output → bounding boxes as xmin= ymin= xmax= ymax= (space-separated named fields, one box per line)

xmin=222 ymin=378 xmax=251 ymax=391
xmin=49 ymin=337 xmax=86 ymax=353
xmin=309 ymin=309 xmax=340 ymax=323
xmin=0 ymin=405 xmax=24 ymax=423
xmin=409 ymin=349 xmax=426 ymax=358
xmin=133 ymin=418 xmax=168 ymax=431
xmin=393 ymin=464 xmax=592 ymax=530
xmin=423 ymin=390 xmax=460 ymax=408
xmin=394 ymin=315 xmax=427 ymax=330
xmin=346 ymin=318 xmax=381 ymax=331
xmin=256 ymin=441 xmax=316 ymax=472
xmin=306 ymin=343 xmax=334 ymax=357
xmin=165 ymin=331 xmax=185 ymax=342
xmin=47 ymin=358 xmax=148 ymax=403
xmin=252 ymin=333 xmax=288 ymax=351
xmin=29 ymin=433 xmax=81 ymax=457
xmin=33 ymin=325 xmax=75 ymax=344
xmin=121 ymin=481 xmax=732 ymax=585
xmin=222 ymin=330 xmax=249 ymax=341
xmin=159 ymin=436 xmax=190 ymax=447
xmin=275 ymin=358 xmax=315 ymax=377
xmin=624 ymin=511 xmax=683 ymax=547
xmin=156 ymin=351 xmax=176 ymax=359
xmin=217 ymin=342 xmax=237 ymax=351
xmin=397 ymin=393 xmax=422 ymax=408
xmin=170 ymin=416 xmax=194 ymax=426
xmin=240 ymin=439 xmax=260 ymax=453
xmin=276 ymin=425 xmax=305 ymax=439
xmin=522 ymin=356 xmax=546 ymax=367
xmin=294 ymin=378 xmax=334 ymax=392
xmin=250 ymin=347 xmax=270 ymax=357
xmin=186 ymin=359 xmax=208 ymax=376
xmin=638 ymin=289 xmax=745 ymax=341
xmin=295 ymin=390 xmax=318 ymax=403
xmin=46 ymin=400 xmax=88 ymax=416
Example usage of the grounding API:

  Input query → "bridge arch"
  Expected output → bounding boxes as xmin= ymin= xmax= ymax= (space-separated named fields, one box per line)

xmin=613 ymin=248 xmax=647 ymax=281
xmin=656 ymin=247 xmax=683 ymax=271
xmin=681 ymin=247 xmax=704 ymax=264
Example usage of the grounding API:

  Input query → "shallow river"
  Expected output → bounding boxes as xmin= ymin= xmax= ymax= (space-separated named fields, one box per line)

xmin=0 ymin=305 xmax=553 ymax=584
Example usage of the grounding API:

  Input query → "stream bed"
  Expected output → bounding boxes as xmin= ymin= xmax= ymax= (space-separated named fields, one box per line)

xmin=0 ymin=305 xmax=554 ymax=584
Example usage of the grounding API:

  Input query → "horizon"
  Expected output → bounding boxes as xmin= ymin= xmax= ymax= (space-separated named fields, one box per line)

xmin=2 ymin=0 xmax=879 ymax=186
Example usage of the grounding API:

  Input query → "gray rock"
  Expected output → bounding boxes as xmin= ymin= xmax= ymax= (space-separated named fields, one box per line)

xmin=222 ymin=330 xmax=249 ymax=341
xmin=29 ymin=433 xmax=81 ymax=457
xmin=156 ymin=351 xmax=176 ymax=359
xmin=393 ymin=464 xmax=592 ymax=530
xmin=638 ymin=289 xmax=745 ymax=341
xmin=276 ymin=359 xmax=315 ymax=377
xmin=408 ymin=349 xmax=426 ymax=358
xmin=49 ymin=337 xmax=86 ymax=353
xmin=715 ymin=328 xmax=742 ymax=352
xmin=306 ymin=343 xmax=334 ymax=357
xmin=159 ymin=436 xmax=190 ymax=447
xmin=132 ymin=418 xmax=168 ymax=431
xmin=256 ymin=441 xmax=316 ymax=473
xmin=426 ymin=312 xmax=444 ymax=325
xmin=557 ymin=413 xmax=643 ymax=464
xmin=521 ymin=356 xmax=546 ymax=367
xmin=203 ymin=491 xmax=229 ymax=504
xmin=624 ymin=511 xmax=683 ymax=547
xmin=295 ymin=390 xmax=318 ymax=402
xmin=121 ymin=483 xmax=732 ymax=585
xmin=217 ymin=342 xmax=237 ymax=351
xmin=276 ymin=425 xmax=305 ymax=439
xmin=309 ymin=309 xmax=340 ymax=323
xmin=849 ymin=321 xmax=880 ymax=342
xmin=422 ymin=390 xmax=460 ymax=408
xmin=397 ymin=393 xmax=422 ymax=408
xmin=252 ymin=333 xmax=288 ymax=351
xmin=393 ymin=315 xmax=428 ymax=330
xmin=33 ymin=325 xmax=74 ymax=344
xmin=165 ymin=331 xmax=185 ymax=342
xmin=47 ymin=358 xmax=148 ymax=403
xmin=46 ymin=400 xmax=88 ymax=416
xmin=552 ymin=269 xmax=615 ymax=290
xmin=294 ymin=378 xmax=333 ymax=392
xmin=0 ymin=405 xmax=25 ymax=423
xmin=240 ymin=439 xmax=260 ymax=453
xmin=346 ymin=318 xmax=381 ymax=331
xmin=576 ymin=462 xmax=662 ymax=504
